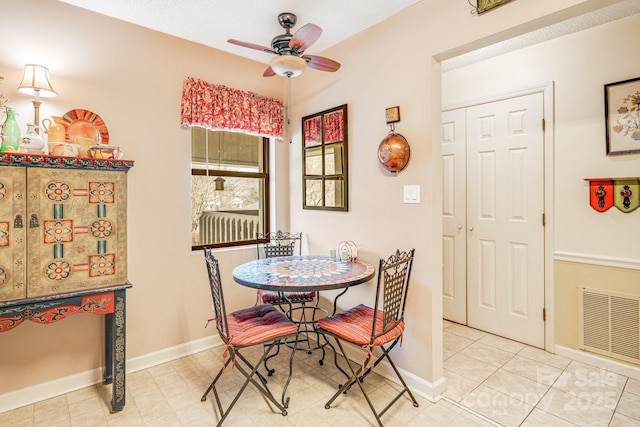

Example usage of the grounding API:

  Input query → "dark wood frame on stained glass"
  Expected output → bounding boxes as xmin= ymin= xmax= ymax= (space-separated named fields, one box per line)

xmin=302 ymin=104 xmax=348 ymax=211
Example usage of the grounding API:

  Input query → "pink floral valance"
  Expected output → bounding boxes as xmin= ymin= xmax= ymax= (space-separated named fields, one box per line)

xmin=180 ymin=76 xmax=283 ymax=138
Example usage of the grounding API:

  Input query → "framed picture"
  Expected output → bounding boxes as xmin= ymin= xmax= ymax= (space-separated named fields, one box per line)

xmin=605 ymin=77 xmax=640 ymax=156
xmin=477 ymin=0 xmax=514 ymax=14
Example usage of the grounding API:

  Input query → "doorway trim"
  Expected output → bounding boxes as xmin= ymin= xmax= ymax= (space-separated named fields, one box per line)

xmin=442 ymin=82 xmax=555 ymax=351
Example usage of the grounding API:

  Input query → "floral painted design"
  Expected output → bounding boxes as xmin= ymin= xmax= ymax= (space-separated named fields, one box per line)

xmin=181 ymin=77 xmax=283 ymax=138
xmin=89 ymin=182 xmax=115 ymax=204
xmin=612 ymin=90 xmax=640 ymax=140
xmin=0 ymin=222 xmax=8 ymax=247
xmin=45 ymin=259 xmax=73 ymax=281
xmin=90 ymin=218 xmax=113 ymax=239
xmin=45 ymin=181 xmax=72 ymax=202
xmin=0 ymin=152 xmax=133 ymax=170
xmin=0 ymin=265 xmax=8 ymax=287
xmin=89 ymin=254 xmax=115 ymax=277
xmin=43 ymin=220 xmax=73 ymax=244
xmin=0 ymin=180 xmax=7 ymax=201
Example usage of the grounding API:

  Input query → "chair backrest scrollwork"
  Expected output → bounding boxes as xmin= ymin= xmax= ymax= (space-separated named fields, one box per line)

xmin=372 ymin=248 xmax=415 ymax=343
xmin=256 ymin=230 xmax=302 ymax=259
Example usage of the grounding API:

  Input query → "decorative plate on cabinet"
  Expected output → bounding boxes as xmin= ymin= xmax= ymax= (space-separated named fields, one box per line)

xmin=61 ymin=109 xmax=109 ymax=145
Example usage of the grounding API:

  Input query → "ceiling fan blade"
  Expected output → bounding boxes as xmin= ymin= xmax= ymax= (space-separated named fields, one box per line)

xmin=228 ymin=39 xmax=276 ymax=54
xmin=263 ymin=66 xmax=276 ymax=77
xmin=289 ymin=23 xmax=322 ymax=52
xmin=303 ymin=55 xmax=341 ymax=72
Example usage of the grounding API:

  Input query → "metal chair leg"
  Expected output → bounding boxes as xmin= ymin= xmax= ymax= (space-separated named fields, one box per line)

xmin=202 ymin=339 xmax=294 ymax=426
xmin=324 ymin=338 xmax=417 ymax=427
xmin=281 ymin=329 xmax=299 ymax=407
xmin=318 ymin=330 xmax=349 ymax=380
xmin=262 ymin=339 xmax=281 ymax=376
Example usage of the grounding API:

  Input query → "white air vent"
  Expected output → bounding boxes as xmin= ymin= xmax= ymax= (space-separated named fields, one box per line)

xmin=579 ymin=287 xmax=640 ymax=364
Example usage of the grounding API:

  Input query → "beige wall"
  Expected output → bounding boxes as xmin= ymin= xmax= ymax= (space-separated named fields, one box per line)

xmin=442 ymin=10 xmax=640 ymax=366
xmin=0 ymin=0 xmax=279 ymax=396
xmin=0 ymin=0 xmax=627 ymax=407
xmin=555 ymin=261 xmax=640 ymax=349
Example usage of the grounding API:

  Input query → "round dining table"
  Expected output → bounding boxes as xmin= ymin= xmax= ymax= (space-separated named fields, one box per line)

xmin=232 ymin=255 xmax=375 ymax=386
xmin=232 ymin=255 xmax=376 ymax=377
xmin=232 ymin=255 xmax=376 ymax=305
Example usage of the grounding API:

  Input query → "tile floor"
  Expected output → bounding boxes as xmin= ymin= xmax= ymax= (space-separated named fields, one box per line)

xmin=1 ymin=321 xmax=639 ymax=426
xmin=442 ymin=320 xmax=640 ymax=427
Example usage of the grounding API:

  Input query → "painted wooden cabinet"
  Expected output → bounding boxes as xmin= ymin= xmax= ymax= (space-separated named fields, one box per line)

xmin=0 ymin=155 xmax=132 ymax=302
xmin=0 ymin=154 xmax=134 ymax=412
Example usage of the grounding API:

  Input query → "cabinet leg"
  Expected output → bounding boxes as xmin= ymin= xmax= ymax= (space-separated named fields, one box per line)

xmin=105 ymin=312 xmax=114 ymax=385
xmin=110 ymin=290 xmax=126 ymax=412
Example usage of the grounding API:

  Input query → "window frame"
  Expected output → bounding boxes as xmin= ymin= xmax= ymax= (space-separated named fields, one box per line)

xmin=191 ymin=129 xmax=270 ymax=250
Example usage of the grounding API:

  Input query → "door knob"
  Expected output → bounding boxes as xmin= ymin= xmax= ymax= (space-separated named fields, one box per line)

xmin=468 ymin=226 xmax=474 ymax=231
xmin=457 ymin=225 xmax=462 ymax=230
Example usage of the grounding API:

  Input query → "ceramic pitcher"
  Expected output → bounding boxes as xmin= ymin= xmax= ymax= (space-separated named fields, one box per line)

xmin=42 ymin=116 xmax=66 ymax=142
xmin=18 ymin=124 xmax=47 ymax=153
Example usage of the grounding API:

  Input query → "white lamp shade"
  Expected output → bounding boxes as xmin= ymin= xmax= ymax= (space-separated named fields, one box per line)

xmin=18 ymin=64 xmax=57 ymax=98
xmin=270 ymin=55 xmax=307 ymax=78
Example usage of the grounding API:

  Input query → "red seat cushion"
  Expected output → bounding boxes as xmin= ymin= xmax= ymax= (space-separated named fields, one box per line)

xmin=318 ymin=304 xmax=404 ymax=346
xmin=257 ymin=289 xmax=316 ymax=304
xmin=224 ymin=304 xmax=297 ymax=346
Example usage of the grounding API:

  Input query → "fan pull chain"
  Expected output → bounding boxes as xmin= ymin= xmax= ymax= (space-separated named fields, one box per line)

xmin=286 ymin=76 xmax=292 ymax=143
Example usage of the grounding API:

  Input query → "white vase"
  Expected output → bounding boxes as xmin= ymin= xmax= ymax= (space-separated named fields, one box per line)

xmin=18 ymin=123 xmax=47 ymax=154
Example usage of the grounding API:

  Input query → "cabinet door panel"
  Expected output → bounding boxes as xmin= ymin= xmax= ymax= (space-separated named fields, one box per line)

xmin=0 ymin=166 xmax=27 ymax=302
xmin=27 ymin=168 xmax=128 ymax=297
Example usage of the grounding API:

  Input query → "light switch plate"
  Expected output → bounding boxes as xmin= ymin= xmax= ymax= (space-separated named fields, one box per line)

xmin=403 ymin=185 xmax=420 ymax=204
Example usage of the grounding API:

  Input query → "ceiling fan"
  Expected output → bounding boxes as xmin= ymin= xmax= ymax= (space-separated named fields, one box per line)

xmin=228 ymin=12 xmax=341 ymax=78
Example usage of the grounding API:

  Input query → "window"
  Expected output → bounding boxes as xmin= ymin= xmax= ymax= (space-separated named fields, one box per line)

xmin=191 ymin=128 xmax=269 ymax=249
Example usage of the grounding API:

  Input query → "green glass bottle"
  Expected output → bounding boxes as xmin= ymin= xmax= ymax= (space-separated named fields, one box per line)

xmin=1 ymin=107 xmax=21 ymax=152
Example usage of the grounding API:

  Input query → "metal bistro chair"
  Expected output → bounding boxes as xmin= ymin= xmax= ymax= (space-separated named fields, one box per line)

xmin=255 ymin=231 xmax=324 ymax=372
xmin=255 ymin=230 xmax=315 ymax=312
xmin=200 ymin=249 xmax=298 ymax=426
xmin=318 ymin=249 xmax=418 ymax=427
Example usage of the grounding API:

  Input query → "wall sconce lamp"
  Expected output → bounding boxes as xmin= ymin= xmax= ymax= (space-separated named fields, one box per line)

xmin=17 ymin=64 xmax=57 ymax=132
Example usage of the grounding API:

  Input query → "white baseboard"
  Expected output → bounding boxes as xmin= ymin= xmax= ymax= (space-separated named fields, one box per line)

xmin=554 ymin=345 xmax=640 ymax=380
xmin=0 ymin=335 xmax=222 ymax=414
xmin=127 ymin=335 xmax=222 ymax=373
xmin=0 ymin=333 xmax=445 ymax=413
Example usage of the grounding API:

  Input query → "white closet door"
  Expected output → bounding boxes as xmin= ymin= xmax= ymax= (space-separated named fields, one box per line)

xmin=442 ymin=109 xmax=467 ymax=324
xmin=466 ymin=92 xmax=545 ymax=347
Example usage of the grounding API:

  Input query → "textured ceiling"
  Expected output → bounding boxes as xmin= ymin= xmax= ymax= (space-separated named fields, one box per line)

xmin=57 ymin=0 xmax=422 ymax=65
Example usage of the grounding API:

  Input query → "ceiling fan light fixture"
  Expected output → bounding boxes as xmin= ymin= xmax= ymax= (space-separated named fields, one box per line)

xmin=270 ymin=55 xmax=306 ymax=78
